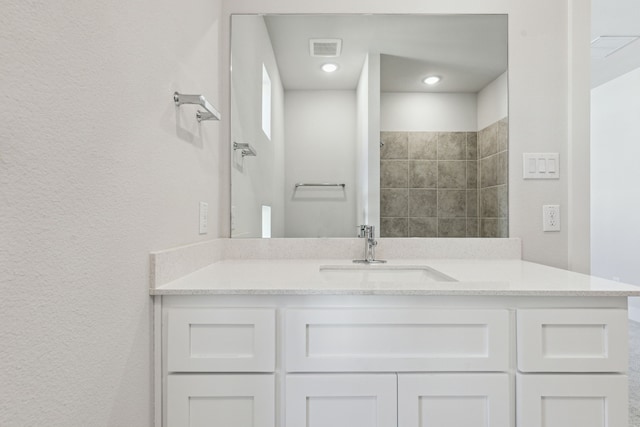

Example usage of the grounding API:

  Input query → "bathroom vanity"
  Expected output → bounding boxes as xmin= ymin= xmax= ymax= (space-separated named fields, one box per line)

xmin=150 ymin=241 xmax=640 ymax=427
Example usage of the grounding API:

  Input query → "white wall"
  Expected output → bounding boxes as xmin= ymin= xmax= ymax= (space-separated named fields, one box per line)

xmin=367 ymin=53 xmax=382 ymax=233
xmin=477 ymin=71 xmax=509 ymax=130
xmin=221 ymin=0 xmax=590 ymax=270
xmin=1 ymin=1 xmax=223 ymax=425
xmin=591 ymin=66 xmax=640 ymax=311
xmin=381 ymin=93 xmax=478 ymax=131
xmin=356 ymin=56 xmax=370 ymax=226
xmin=284 ymin=91 xmax=357 ymax=237
xmin=230 ymin=15 xmax=285 ymax=238
xmin=380 ymin=72 xmax=507 ymax=133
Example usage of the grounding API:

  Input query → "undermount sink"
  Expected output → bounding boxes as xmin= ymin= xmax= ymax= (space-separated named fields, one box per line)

xmin=319 ymin=265 xmax=457 ymax=283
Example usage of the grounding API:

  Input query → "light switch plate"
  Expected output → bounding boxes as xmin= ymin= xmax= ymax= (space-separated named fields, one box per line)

xmin=523 ymin=153 xmax=559 ymax=179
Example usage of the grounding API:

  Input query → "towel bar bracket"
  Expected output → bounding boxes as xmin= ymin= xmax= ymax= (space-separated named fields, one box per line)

xmin=233 ymin=142 xmax=257 ymax=157
xmin=173 ymin=92 xmax=221 ymax=122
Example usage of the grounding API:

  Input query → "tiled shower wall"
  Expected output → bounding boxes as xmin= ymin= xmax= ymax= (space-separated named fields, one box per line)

xmin=478 ymin=118 xmax=508 ymax=238
xmin=380 ymin=118 xmax=508 ymax=238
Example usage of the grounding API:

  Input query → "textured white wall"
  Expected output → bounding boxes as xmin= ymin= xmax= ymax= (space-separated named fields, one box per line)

xmin=284 ymin=91 xmax=357 ymax=237
xmin=221 ymin=0 xmax=590 ymax=269
xmin=380 ymin=93 xmax=478 ymax=131
xmin=0 ymin=1 xmax=222 ymax=425
xmin=591 ymin=67 xmax=640 ymax=299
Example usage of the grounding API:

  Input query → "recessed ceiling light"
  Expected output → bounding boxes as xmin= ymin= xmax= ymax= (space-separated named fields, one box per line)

xmin=423 ymin=76 xmax=441 ymax=85
xmin=322 ymin=63 xmax=338 ymax=73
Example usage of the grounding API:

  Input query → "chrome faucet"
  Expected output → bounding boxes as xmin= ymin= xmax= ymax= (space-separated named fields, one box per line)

xmin=354 ymin=225 xmax=386 ymax=264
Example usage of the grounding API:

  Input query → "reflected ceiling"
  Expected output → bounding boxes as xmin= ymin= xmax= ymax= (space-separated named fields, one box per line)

xmin=263 ymin=14 xmax=508 ymax=93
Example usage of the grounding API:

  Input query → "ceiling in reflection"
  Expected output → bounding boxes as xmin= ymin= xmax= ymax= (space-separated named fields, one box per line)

xmin=263 ymin=14 xmax=508 ymax=93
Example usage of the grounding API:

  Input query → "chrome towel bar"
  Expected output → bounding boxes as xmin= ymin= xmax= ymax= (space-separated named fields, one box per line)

xmin=173 ymin=92 xmax=221 ymax=122
xmin=294 ymin=183 xmax=346 ymax=189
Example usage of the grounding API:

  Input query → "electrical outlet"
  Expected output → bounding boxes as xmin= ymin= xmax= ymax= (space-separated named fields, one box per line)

xmin=543 ymin=205 xmax=560 ymax=232
xmin=199 ymin=202 xmax=208 ymax=234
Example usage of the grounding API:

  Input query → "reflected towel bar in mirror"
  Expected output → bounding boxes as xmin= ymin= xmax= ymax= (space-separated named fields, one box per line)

xmin=233 ymin=142 xmax=257 ymax=157
xmin=173 ymin=92 xmax=221 ymax=122
xmin=294 ymin=183 xmax=346 ymax=189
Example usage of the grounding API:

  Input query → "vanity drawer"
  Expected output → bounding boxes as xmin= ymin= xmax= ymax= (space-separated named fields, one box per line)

xmin=517 ymin=309 xmax=628 ymax=372
xmin=285 ymin=308 xmax=510 ymax=372
xmin=167 ymin=308 xmax=275 ymax=372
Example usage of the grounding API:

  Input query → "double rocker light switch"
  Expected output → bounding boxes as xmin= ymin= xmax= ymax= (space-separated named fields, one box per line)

xmin=523 ymin=153 xmax=559 ymax=179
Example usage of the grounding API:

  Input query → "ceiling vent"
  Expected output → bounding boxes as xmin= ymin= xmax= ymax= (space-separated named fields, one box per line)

xmin=309 ymin=39 xmax=342 ymax=57
xmin=591 ymin=36 xmax=639 ymax=59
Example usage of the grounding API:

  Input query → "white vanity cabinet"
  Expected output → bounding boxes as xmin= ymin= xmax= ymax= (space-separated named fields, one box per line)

xmin=158 ymin=296 xmax=631 ymax=427
xmin=516 ymin=308 xmax=629 ymax=427
xmin=284 ymin=308 xmax=511 ymax=427
xmin=164 ymin=307 xmax=276 ymax=427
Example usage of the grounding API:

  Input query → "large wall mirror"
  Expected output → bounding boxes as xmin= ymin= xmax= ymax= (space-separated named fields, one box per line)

xmin=231 ymin=14 xmax=508 ymax=239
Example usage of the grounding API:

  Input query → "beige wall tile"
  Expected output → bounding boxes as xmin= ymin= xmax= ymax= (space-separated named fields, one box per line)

xmin=438 ymin=218 xmax=467 ymax=237
xmin=381 ymin=160 xmax=408 ymax=188
xmin=381 ymin=188 xmax=408 ymax=217
xmin=381 ymin=131 xmax=408 ymax=159
xmin=409 ymin=217 xmax=438 ymax=237
xmin=438 ymin=190 xmax=466 ymax=217
xmin=380 ymin=217 xmax=408 ymax=237
xmin=438 ymin=161 xmax=466 ymax=189
xmin=409 ymin=189 xmax=437 ymax=217
xmin=438 ymin=132 xmax=466 ymax=160
xmin=408 ymin=132 xmax=437 ymax=159
xmin=409 ymin=161 xmax=437 ymax=188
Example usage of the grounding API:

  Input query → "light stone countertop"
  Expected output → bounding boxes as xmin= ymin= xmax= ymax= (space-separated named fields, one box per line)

xmin=150 ymin=258 xmax=640 ymax=296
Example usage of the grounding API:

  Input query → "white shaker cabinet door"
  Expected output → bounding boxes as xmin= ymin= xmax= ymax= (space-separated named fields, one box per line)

xmin=517 ymin=374 xmax=628 ymax=427
xmin=167 ymin=374 xmax=274 ymax=427
xmin=398 ymin=373 xmax=511 ymax=427
xmin=286 ymin=374 xmax=397 ymax=427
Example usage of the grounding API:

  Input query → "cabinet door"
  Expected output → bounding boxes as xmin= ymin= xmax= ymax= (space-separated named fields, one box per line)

xmin=517 ymin=374 xmax=628 ymax=427
xmin=286 ymin=374 xmax=396 ymax=427
xmin=167 ymin=374 xmax=274 ymax=427
xmin=398 ymin=373 xmax=511 ymax=427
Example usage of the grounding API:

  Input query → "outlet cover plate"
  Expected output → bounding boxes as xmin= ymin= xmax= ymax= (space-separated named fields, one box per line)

xmin=543 ymin=204 xmax=560 ymax=232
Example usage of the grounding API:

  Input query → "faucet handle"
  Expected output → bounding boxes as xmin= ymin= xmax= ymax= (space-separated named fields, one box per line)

xmin=357 ymin=224 xmax=377 ymax=238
